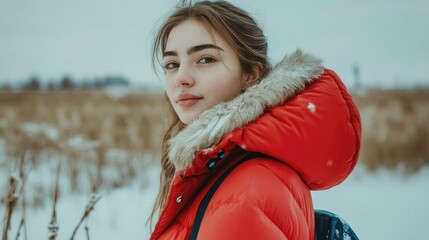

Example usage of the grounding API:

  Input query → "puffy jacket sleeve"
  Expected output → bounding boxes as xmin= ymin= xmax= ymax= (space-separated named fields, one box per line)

xmin=234 ymin=69 xmax=361 ymax=190
xmin=196 ymin=159 xmax=313 ymax=240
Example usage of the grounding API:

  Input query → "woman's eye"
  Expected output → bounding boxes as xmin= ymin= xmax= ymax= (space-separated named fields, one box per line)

xmin=164 ymin=62 xmax=179 ymax=70
xmin=164 ymin=62 xmax=178 ymax=69
xmin=198 ymin=57 xmax=216 ymax=64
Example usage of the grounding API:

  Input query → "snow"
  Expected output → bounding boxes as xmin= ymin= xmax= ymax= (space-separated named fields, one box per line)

xmin=307 ymin=102 xmax=316 ymax=113
xmin=103 ymin=86 xmax=134 ymax=100
xmin=66 ymin=135 xmax=100 ymax=150
xmin=20 ymin=123 xmax=60 ymax=141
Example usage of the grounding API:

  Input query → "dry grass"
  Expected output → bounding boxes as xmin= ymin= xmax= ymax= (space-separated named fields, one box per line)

xmin=47 ymin=159 xmax=61 ymax=240
xmin=69 ymin=192 xmax=102 ymax=240
xmin=0 ymin=90 xmax=165 ymax=154
xmin=351 ymin=88 xmax=429 ymax=173
xmin=0 ymin=90 xmax=165 ymax=207
xmin=2 ymin=150 xmax=28 ymax=240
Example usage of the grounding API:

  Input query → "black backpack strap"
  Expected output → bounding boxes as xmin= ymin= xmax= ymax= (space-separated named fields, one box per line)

xmin=189 ymin=152 xmax=266 ymax=240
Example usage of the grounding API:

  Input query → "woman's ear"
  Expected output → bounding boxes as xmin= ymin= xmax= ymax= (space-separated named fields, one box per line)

xmin=241 ymin=65 xmax=261 ymax=91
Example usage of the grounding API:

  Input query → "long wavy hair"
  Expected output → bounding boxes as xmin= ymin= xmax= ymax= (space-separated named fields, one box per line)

xmin=148 ymin=0 xmax=271 ymax=227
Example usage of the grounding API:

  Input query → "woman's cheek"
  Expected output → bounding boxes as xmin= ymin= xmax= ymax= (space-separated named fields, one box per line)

xmin=165 ymin=78 xmax=176 ymax=103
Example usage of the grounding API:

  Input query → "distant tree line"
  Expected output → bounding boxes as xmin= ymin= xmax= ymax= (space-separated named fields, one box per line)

xmin=0 ymin=75 xmax=130 ymax=90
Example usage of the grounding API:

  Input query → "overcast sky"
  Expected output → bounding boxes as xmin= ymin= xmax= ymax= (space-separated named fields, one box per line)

xmin=1 ymin=0 xmax=428 ymax=88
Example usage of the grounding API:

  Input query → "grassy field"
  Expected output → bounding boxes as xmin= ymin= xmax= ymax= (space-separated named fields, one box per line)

xmin=1 ymin=90 xmax=167 ymax=175
xmin=352 ymin=88 xmax=429 ymax=172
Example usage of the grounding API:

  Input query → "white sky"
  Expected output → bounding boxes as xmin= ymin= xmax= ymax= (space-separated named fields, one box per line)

xmin=0 ymin=0 xmax=428 ymax=88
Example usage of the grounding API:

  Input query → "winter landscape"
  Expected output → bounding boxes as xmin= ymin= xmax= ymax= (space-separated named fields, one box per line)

xmin=1 ymin=1 xmax=428 ymax=239
xmin=1 ymin=88 xmax=428 ymax=240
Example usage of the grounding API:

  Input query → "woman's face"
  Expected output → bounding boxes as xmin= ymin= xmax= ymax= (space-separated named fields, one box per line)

xmin=163 ymin=19 xmax=244 ymax=124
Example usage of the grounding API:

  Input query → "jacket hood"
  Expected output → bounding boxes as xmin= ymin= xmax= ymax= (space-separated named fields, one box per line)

xmin=168 ymin=49 xmax=324 ymax=171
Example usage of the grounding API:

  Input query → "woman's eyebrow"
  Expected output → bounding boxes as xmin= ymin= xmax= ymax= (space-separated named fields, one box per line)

xmin=163 ymin=44 xmax=224 ymax=57
xmin=187 ymin=44 xmax=223 ymax=55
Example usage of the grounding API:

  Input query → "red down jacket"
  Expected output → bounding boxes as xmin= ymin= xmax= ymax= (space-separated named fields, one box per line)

xmin=150 ymin=50 xmax=361 ymax=240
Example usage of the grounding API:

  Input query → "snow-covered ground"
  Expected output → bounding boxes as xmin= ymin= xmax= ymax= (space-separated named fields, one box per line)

xmin=2 ymin=160 xmax=429 ymax=240
xmin=312 ymin=165 xmax=429 ymax=240
xmin=3 ymin=165 xmax=159 ymax=240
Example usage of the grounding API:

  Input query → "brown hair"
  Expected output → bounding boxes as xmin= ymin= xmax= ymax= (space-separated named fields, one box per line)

xmin=148 ymin=0 xmax=271 ymax=227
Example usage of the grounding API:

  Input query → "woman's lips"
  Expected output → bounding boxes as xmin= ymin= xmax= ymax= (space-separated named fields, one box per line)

xmin=176 ymin=93 xmax=203 ymax=107
xmin=177 ymin=98 xmax=202 ymax=107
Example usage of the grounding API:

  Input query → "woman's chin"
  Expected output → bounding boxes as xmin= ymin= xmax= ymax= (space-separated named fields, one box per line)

xmin=179 ymin=112 xmax=200 ymax=125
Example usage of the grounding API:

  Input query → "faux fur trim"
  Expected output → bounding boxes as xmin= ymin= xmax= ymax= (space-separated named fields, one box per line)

xmin=168 ymin=50 xmax=324 ymax=171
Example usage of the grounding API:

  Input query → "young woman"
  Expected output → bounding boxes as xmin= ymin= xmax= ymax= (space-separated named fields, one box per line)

xmin=149 ymin=1 xmax=361 ymax=239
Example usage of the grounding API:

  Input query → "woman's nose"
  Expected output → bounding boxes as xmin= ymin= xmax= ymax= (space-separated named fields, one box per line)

xmin=174 ymin=64 xmax=195 ymax=87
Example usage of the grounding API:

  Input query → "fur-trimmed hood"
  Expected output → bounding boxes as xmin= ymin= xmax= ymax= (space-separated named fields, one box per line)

xmin=168 ymin=50 xmax=325 ymax=172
